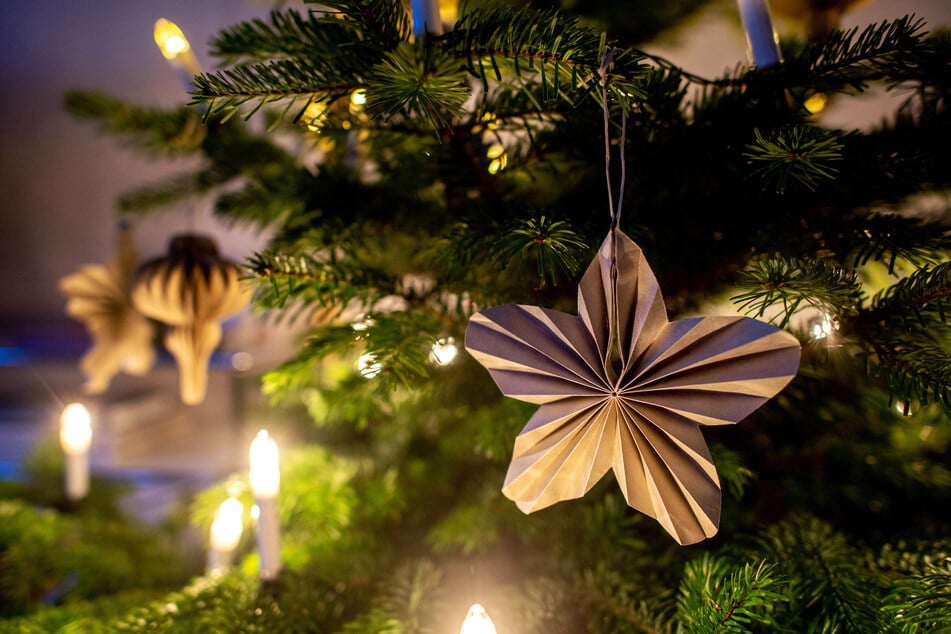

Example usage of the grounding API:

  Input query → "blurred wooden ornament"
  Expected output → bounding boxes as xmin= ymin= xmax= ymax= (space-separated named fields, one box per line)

xmin=59 ymin=225 xmax=156 ymax=393
xmin=131 ymin=234 xmax=251 ymax=404
xmin=769 ymin=0 xmax=872 ymax=39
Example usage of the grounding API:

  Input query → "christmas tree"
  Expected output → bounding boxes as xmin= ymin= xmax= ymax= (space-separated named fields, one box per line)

xmin=3 ymin=0 xmax=950 ymax=631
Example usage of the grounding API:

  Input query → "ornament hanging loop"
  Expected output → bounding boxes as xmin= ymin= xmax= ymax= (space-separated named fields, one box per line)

xmin=598 ymin=47 xmax=628 ymax=232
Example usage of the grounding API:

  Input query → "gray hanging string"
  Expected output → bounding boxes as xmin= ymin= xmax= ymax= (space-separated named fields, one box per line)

xmin=598 ymin=46 xmax=629 ymax=230
xmin=598 ymin=46 xmax=630 ymax=381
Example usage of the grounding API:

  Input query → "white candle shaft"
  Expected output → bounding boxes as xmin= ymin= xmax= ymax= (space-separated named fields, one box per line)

xmin=738 ymin=0 xmax=782 ymax=68
xmin=206 ymin=546 xmax=233 ymax=574
xmin=65 ymin=451 xmax=89 ymax=501
xmin=411 ymin=0 xmax=443 ymax=37
xmin=254 ymin=496 xmax=281 ymax=579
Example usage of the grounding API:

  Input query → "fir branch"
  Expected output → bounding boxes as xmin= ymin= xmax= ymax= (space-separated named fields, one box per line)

xmin=866 ymin=340 xmax=951 ymax=410
xmin=337 ymin=560 xmax=444 ymax=632
xmin=867 ymin=261 xmax=951 ymax=325
xmin=732 ymin=257 xmax=862 ymax=328
xmin=757 ymin=515 xmax=890 ymax=632
xmin=366 ymin=41 xmax=470 ymax=130
xmin=491 ymin=215 xmax=590 ymax=288
xmin=743 ymin=125 xmax=844 ymax=194
xmin=846 ymin=212 xmax=951 ymax=274
xmin=792 ymin=16 xmax=928 ymax=93
xmin=853 ymin=262 xmax=951 ymax=408
xmin=213 ymin=180 xmax=307 ymax=229
xmin=209 ymin=8 xmax=371 ymax=66
xmin=580 ymin=566 xmax=673 ymax=634
xmin=64 ymin=91 xmax=205 ymax=155
xmin=876 ymin=540 xmax=951 ymax=630
xmin=450 ymin=4 xmax=646 ymax=107
xmin=191 ymin=57 xmax=363 ymax=125
xmin=306 ymin=0 xmax=412 ymax=52
xmin=677 ymin=554 xmax=787 ymax=634
xmin=246 ymin=250 xmax=394 ymax=315
xmin=887 ymin=570 xmax=951 ymax=631
xmin=709 ymin=444 xmax=755 ymax=501
xmin=116 ymin=167 xmax=235 ymax=213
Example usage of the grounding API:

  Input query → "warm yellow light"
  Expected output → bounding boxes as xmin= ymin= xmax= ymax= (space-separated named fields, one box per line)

xmin=249 ymin=430 xmax=280 ymax=497
xmin=302 ymin=102 xmax=327 ymax=131
xmin=460 ymin=604 xmax=497 ymax=634
xmin=357 ymin=353 xmax=382 ymax=379
xmin=154 ymin=18 xmax=191 ymax=60
xmin=488 ymin=154 xmax=507 ymax=174
xmin=438 ymin=0 xmax=459 ymax=24
xmin=486 ymin=143 xmax=505 ymax=159
xmin=60 ymin=403 xmax=92 ymax=455
xmin=350 ymin=89 xmax=367 ymax=108
xmin=810 ymin=314 xmax=836 ymax=340
xmin=351 ymin=313 xmax=377 ymax=331
xmin=804 ymin=91 xmax=828 ymax=114
xmin=430 ymin=337 xmax=458 ymax=366
xmin=210 ymin=497 xmax=244 ymax=551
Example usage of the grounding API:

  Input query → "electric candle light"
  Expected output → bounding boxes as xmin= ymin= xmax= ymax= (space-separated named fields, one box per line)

xmin=737 ymin=0 xmax=783 ymax=68
xmin=59 ymin=402 xmax=92 ymax=501
xmin=154 ymin=18 xmax=201 ymax=91
xmin=430 ymin=336 xmax=458 ymax=366
xmin=207 ymin=497 xmax=244 ymax=574
xmin=411 ymin=0 xmax=443 ymax=38
xmin=460 ymin=603 xmax=497 ymax=634
xmin=249 ymin=429 xmax=281 ymax=579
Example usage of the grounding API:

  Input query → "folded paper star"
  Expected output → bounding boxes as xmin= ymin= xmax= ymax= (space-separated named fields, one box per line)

xmin=465 ymin=230 xmax=801 ymax=545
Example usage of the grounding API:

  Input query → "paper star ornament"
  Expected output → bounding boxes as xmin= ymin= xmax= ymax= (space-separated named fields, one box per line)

xmin=465 ymin=230 xmax=801 ymax=544
xmin=59 ymin=226 xmax=156 ymax=393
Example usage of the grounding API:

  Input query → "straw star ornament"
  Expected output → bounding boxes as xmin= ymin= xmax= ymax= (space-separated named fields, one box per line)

xmin=465 ymin=230 xmax=801 ymax=544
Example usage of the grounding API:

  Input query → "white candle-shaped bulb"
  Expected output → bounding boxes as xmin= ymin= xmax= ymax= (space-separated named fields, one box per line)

xmin=411 ymin=0 xmax=443 ymax=38
xmin=737 ymin=0 xmax=782 ymax=68
xmin=249 ymin=429 xmax=280 ymax=497
xmin=460 ymin=603 xmax=497 ymax=634
xmin=60 ymin=403 xmax=92 ymax=501
xmin=207 ymin=497 xmax=244 ymax=573
xmin=249 ymin=430 xmax=281 ymax=579
xmin=210 ymin=497 xmax=244 ymax=552
xmin=154 ymin=18 xmax=201 ymax=90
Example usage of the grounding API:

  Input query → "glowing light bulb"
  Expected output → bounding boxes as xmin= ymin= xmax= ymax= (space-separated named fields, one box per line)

xmin=249 ymin=430 xmax=282 ymax=580
xmin=154 ymin=19 xmax=191 ymax=60
xmin=60 ymin=403 xmax=92 ymax=455
xmin=430 ymin=337 xmax=458 ymax=366
xmin=460 ymin=604 xmax=497 ymax=634
xmin=249 ymin=430 xmax=280 ymax=498
xmin=350 ymin=89 xmax=367 ymax=108
xmin=488 ymin=154 xmax=507 ymax=174
xmin=358 ymin=353 xmax=382 ymax=379
xmin=809 ymin=313 xmax=837 ymax=341
xmin=153 ymin=18 xmax=201 ymax=82
xmin=486 ymin=143 xmax=505 ymax=159
xmin=60 ymin=402 xmax=92 ymax=501
xmin=804 ymin=91 xmax=828 ymax=114
xmin=210 ymin=497 xmax=244 ymax=552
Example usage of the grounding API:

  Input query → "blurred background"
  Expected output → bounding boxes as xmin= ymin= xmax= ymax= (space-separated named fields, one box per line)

xmin=0 ymin=0 xmax=948 ymax=517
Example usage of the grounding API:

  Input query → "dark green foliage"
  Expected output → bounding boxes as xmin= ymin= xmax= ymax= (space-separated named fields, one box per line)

xmin=24 ymin=0 xmax=951 ymax=631
xmin=744 ymin=125 xmax=844 ymax=194
xmin=677 ymin=554 xmax=787 ymax=633
xmin=0 ymin=487 xmax=195 ymax=619
xmin=732 ymin=257 xmax=862 ymax=329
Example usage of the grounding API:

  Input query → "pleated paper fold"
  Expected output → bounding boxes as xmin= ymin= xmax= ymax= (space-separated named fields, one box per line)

xmin=466 ymin=230 xmax=801 ymax=545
